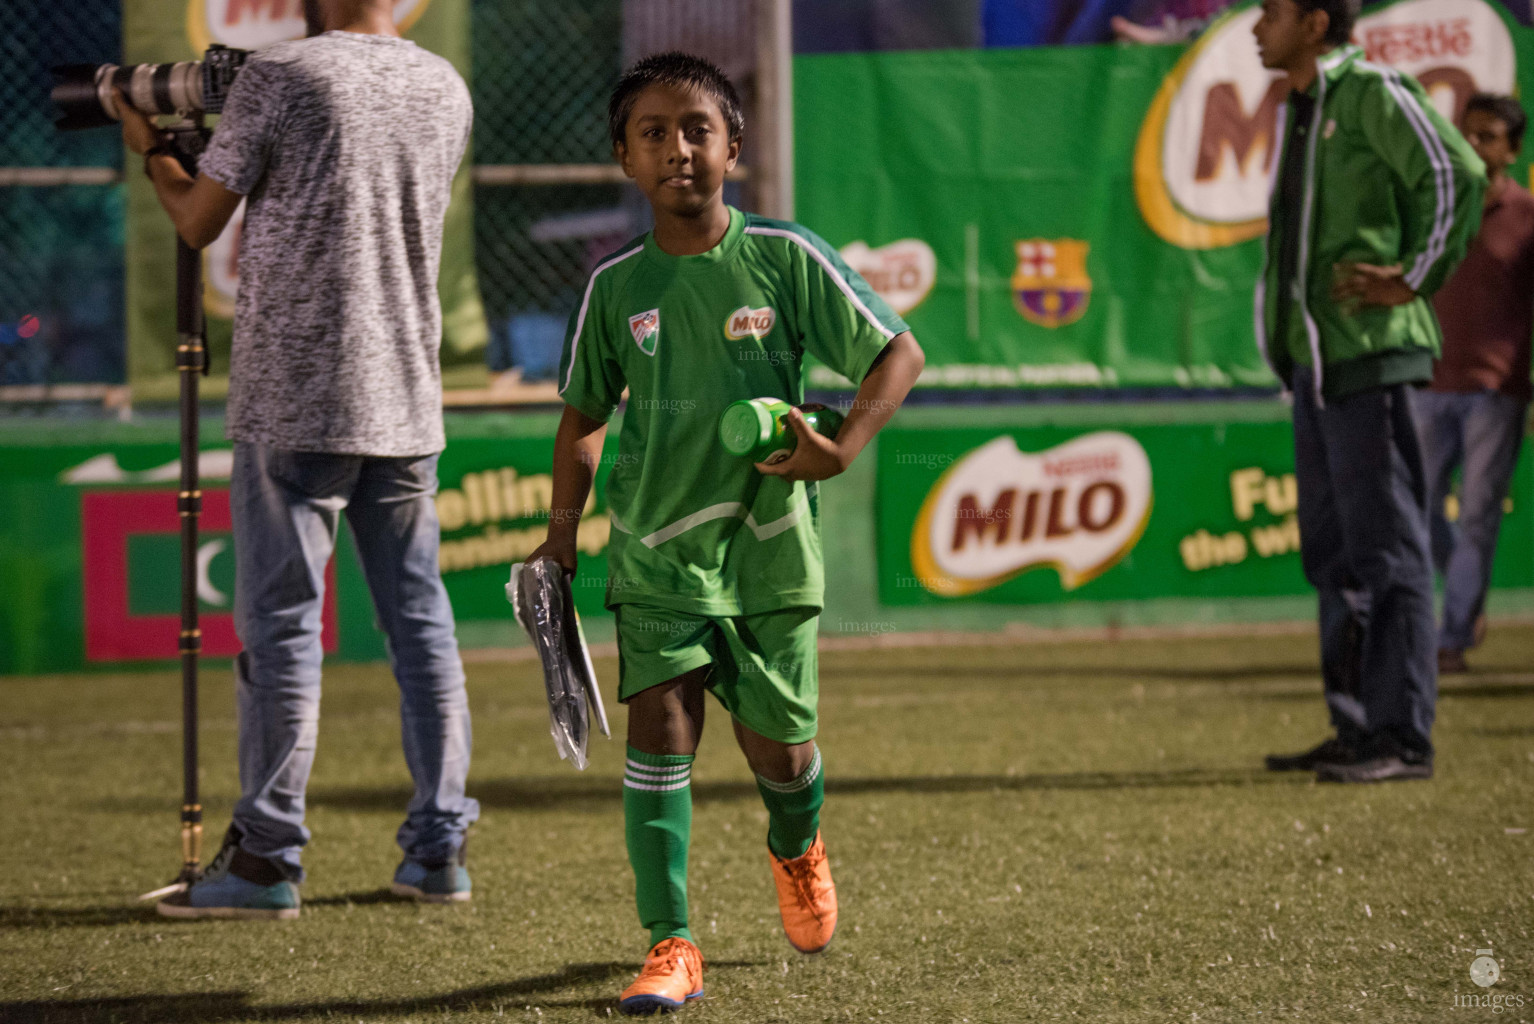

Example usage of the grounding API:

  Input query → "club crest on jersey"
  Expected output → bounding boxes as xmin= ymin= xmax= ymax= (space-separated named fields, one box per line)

xmin=725 ymin=305 xmax=776 ymax=340
xmin=629 ymin=309 xmax=660 ymax=356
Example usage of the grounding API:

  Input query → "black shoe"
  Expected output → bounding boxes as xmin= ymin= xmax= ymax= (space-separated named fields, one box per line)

xmin=1317 ymin=755 xmax=1433 ymax=784
xmin=1265 ymin=737 xmax=1354 ymax=772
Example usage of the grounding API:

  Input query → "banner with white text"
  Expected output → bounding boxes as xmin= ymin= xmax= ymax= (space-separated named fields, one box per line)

xmin=878 ymin=417 xmax=1534 ymax=604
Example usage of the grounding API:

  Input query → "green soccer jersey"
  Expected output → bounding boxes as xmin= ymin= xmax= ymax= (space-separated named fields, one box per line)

xmin=558 ymin=206 xmax=909 ymax=616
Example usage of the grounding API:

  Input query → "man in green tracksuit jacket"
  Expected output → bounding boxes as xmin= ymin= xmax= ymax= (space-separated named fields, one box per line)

xmin=1253 ymin=0 xmax=1485 ymax=783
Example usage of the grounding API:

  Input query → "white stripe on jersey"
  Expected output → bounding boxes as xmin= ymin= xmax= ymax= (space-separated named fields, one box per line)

xmin=745 ymin=226 xmax=897 ymax=341
xmin=560 ymin=243 xmax=645 ymax=396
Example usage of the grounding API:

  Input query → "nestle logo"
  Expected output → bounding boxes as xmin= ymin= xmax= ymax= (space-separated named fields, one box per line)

xmin=1042 ymin=452 xmax=1120 ymax=478
xmin=1363 ymin=19 xmax=1472 ymax=64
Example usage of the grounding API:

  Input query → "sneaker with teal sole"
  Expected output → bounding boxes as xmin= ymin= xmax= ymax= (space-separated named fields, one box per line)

xmin=390 ymin=841 xmax=471 ymax=903
xmin=156 ymin=827 xmax=301 ymax=921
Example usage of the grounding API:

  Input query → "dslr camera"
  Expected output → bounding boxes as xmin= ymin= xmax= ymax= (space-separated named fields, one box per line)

xmin=52 ymin=44 xmax=250 ymax=131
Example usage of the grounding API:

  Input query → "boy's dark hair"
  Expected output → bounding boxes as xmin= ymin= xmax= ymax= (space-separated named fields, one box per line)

xmin=1292 ymin=0 xmax=1361 ymax=46
xmin=1465 ymin=92 xmax=1527 ymax=151
xmin=608 ymin=51 xmax=745 ymax=149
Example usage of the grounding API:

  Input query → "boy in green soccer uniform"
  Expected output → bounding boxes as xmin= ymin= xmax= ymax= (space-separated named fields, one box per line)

xmin=528 ymin=52 xmax=925 ymax=1015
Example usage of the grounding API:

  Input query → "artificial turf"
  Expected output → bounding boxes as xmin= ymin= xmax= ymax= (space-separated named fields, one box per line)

xmin=1 ymin=625 xmax=1531 ymax=1023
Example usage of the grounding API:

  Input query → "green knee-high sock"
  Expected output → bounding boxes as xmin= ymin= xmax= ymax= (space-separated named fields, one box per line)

xmin=756 ymin=746 xmax=824 ymax=859
xmin=624 ymin=747 xmax=695 ymax=947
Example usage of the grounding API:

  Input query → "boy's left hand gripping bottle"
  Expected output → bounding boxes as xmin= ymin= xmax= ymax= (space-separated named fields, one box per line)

xmin=718 ymin=398 xmax=845 ymax=465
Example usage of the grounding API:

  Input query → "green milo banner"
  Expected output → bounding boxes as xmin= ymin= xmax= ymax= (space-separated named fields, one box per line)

xmin=5 ymin=407 xmax=1533 ymax=673
xmin=0 ymin=415 xmax=614 ymax=677
xmin=878 ymin=412 xmax=1534 ymax=605
xmin=797 ymin=0 xmax=1531 ymax=390
xmin=124 ymin=0 xmax=487 ymax=398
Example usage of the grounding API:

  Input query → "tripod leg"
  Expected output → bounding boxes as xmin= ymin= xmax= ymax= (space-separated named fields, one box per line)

xmin=139 ymin=232 xmax=209 ymax=902
xmin=176 ymin=231 xmax=206 ymax=884
xmin=136 ymin=120 xmax=215 ymax=902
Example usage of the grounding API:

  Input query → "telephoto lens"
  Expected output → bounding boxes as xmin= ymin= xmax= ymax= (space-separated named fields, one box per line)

xmin=51 ymin=45 xmax=249 ymax=132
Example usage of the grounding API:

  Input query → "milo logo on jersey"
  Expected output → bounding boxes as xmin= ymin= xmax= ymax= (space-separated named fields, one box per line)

xmin=1135 ymin=0 xmax=1514 ymax=249
xmin=910 ymin=432 xmax=1153 ymax=597
xmin=725 ymin=306 xmax=776 ymax=341
xmin=187 ymin=0 xmax=432 ymax=50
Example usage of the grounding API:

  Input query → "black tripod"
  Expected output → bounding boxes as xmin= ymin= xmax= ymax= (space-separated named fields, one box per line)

xmin=141 ymin=117 xmax=213 ymax=901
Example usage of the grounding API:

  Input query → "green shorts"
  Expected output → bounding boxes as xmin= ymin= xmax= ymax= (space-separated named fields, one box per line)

xmin=614 ymin=603 xmax=820 ymax=744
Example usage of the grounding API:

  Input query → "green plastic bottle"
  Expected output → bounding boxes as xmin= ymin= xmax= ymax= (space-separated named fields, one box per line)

xmin=718 ymin=398 xmax=845 ymax=464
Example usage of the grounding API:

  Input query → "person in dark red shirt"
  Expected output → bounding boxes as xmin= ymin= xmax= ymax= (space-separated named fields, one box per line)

xmin=1416 ymin=94 xmax=1534 ymax=674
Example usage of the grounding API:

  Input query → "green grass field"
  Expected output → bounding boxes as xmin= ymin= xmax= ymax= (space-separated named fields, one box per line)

xmin=2 ymin=625 xmax=1531 ymax=1023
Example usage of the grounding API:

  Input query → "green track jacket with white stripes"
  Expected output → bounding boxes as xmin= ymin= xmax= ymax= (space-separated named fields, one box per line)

xmin=1256 ymin=45 xmax=1486 ymax=401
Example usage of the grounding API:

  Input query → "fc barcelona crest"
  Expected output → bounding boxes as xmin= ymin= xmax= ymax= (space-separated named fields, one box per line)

xmin=629 ymin=309 xmax=660 ymax=356
xmin=1011 ymin=239 xmax=1091 ymax=329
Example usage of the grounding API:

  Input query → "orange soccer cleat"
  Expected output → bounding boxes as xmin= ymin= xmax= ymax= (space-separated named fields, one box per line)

xmin=769 ymin=831 xmax=838 ymax=953
xmin=618 ymin=937 xmax=705 ymax=1015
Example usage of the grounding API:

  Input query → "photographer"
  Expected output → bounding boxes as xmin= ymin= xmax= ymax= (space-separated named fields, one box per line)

xmin=123 ymin=0 xmax=480 ymax=918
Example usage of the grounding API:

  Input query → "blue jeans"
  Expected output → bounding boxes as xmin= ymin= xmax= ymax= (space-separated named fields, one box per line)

xmin=230 ymin=443 xmax=479 ymax=880
xmin=1292 ymin=368 xmax=1436 ymax=761
xmin=1414 ymin=390 xmax=1528 ymax=653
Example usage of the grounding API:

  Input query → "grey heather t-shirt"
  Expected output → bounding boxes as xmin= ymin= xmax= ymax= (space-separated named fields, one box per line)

xmin=199 ymin=32 xmax=471 ymax=456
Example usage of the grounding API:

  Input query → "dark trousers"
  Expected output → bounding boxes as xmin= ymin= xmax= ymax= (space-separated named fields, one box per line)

xmin=1414 ymin=390 xmax=1529 ymax=652
xmin=1292 ymin=367 xmax=1437 ymax=761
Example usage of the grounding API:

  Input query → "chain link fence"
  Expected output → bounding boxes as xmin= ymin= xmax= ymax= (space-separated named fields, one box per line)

xmin=0 ymin=0 xmax=124 ymax=392
xmin=471 ymin=0 xmax=771 ymax=383
xmin=470 ymin=0 xmax=625 ymax=380
xmin=0 ymin=0 xmax=776 ymax=392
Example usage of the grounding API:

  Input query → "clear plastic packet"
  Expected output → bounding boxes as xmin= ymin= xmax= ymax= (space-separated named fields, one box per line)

xmin=505 ymin=558 xmax=611 ymax=769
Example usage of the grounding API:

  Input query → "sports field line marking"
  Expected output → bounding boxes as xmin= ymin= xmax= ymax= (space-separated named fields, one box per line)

xmin=467 ymin=616 xmax=1534 ymax=666
xmin=833 ymin=675 xmax=1326 ymax=708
